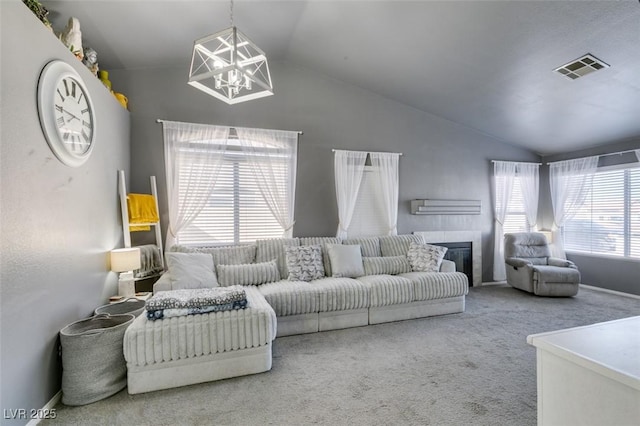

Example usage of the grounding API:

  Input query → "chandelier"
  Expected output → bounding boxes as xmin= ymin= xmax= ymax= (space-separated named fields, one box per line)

xmin=188 ymin=0 xmax=273 ymax=105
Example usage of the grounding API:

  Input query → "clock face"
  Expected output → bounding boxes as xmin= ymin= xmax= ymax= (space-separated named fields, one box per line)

xmin=53 ymin=76 xmax=94 ymax=155
xmin=37 ymin=60 xmax=96 ymax=167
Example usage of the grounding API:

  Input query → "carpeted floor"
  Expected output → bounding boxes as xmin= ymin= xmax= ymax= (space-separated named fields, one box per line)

xmin=45 ymin=284 xmax=639 ymax=426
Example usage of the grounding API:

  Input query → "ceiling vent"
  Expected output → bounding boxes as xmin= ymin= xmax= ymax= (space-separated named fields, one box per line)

xmin=554 ymin=54 xmax=609 ymax=80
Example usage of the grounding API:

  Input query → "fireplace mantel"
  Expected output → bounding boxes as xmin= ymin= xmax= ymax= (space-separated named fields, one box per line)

xmin=413 ymin=231 xmax=482 ymax=287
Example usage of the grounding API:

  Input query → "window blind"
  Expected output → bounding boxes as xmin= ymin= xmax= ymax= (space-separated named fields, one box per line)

xmin=176 ymin=149 xmax=290 ymax=245
xmin=503 ymin=177 xmax=529 ymax=234
xmin=564 ymin=164 xmax=640 ymax=259
xmin=347 ymin=168 xmax=388 ymax=237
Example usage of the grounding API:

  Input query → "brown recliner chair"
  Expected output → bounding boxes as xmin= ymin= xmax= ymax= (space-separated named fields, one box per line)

xmin=504 ymin=232 xmax=580 ymax=297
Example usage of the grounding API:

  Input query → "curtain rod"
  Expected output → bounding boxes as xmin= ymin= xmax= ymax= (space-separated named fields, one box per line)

xmin=546 ymin=148 xmax=639 ymax=165
xmin=155 ymin=119 xmax=303 ymax=135
xmin=491 ymin=160 xmax=542 ymax=165
xmin=332 ymin=149 xmax=403 ymax=156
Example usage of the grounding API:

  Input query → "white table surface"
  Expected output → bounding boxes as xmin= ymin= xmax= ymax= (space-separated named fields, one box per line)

xmin=527 ymin=316 xmax=640 ymax=391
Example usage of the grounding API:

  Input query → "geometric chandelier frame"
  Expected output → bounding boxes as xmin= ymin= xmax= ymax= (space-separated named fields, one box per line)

xmin=188 ymin=26 xmax=273 ymax=105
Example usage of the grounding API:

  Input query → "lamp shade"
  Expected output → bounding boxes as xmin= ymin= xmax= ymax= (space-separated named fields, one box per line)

xmin=539 ymin=231 xmax=553 ymax=244
xmin=110 ymin=248 xmax=141 ymax=272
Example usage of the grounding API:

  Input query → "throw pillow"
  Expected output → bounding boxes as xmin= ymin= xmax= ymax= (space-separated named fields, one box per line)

xmin=362 ymin=256 xmax=412 ymax=276
xmin=326 ymin=244 xmax=365 ymax=278
xmin=165 ymin=252 xmax=218 ymax=290
xmin=407 ymin=242 xmax=448 ymax=272
xmin=216 ymin=260 xmax=281 ymax=286
xmin=285 ymin=245 xmax=325 ymax=281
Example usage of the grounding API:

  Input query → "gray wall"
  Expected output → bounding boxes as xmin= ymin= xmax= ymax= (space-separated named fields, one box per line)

xmin=110 ymin=61 xmax=540 ymax=282
xmin=540 ymin=138 xmax=640 ymax=295
xmin=0 ymin=2 xmax=130 ymax=423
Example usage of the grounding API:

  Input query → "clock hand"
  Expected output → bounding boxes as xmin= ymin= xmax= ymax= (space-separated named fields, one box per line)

xmin=63 ymin=109 xmax=81 ymax=123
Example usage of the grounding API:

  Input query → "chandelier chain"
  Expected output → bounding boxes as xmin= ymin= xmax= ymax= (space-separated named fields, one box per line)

xmin=230 ymin=0 xmax=234 ymax=27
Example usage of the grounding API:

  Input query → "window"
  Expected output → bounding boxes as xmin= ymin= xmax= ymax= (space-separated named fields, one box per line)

xmin=347 ymin=167 xmax=388 ymax=237
xmin=175 ymin=138 xmax=296 ymax=246
xmin=564 ymin=164 xmax=640 ymax=259
xmin=503 ymin=177 xmax=530 ymax=234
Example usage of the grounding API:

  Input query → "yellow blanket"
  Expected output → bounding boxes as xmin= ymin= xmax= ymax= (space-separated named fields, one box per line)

xmin=127 ymin=194 xmax=159 ymax=231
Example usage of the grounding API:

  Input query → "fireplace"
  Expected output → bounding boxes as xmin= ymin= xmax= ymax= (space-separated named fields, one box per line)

xmin=413 ymin=231 xmax=482 ymax=287
xmin=432 ymin=242 xmax=472 ymax=287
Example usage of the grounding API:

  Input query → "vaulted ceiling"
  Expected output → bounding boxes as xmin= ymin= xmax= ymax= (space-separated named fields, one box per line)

xmin=42 ymin=1 xmax=640 ymax=155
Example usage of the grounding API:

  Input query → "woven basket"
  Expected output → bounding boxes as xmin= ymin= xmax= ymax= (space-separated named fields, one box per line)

xmin=59 ymin=313 xmax=134 ymax=406
xmin=95 ymin=297 xmax=145 ymax=318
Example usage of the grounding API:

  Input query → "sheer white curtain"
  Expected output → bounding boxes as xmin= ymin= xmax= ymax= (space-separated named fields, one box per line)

xmin=162 ymin=121 xmax=229 ymax=249
xmin=334 ymin=150 xmax=367 ymax=239
xmin=493 ymin=161 xmax=517 ymax=281
xmin=235 ymin=127 xmax=299 ymax=238
xmin=518 ymin=163 xmax=539 ymax=231
xmin=549 ymin=156 xmax=599 ymax=258
xmin=370 ymin=152 xmax=400 ymax=235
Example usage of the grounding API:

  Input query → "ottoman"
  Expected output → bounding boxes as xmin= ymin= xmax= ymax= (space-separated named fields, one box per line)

xmin=123 ymin=286 xmax=277 ymax=394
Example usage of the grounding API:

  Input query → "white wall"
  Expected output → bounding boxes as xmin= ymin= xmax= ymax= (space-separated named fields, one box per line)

xmin=0 ymin=2 xmax=130 ymax=423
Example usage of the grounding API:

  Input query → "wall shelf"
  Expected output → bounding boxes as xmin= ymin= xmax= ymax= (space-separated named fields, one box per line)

xmin=411 ymin=199 xmax=481 ymax=215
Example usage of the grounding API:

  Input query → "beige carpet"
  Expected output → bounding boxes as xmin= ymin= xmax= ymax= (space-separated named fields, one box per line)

xmin=45 ymin=284 xmax=640 ymax=425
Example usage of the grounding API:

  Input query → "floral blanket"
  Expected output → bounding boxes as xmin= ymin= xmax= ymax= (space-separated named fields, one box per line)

xmin=145 ymin=286 xmax=247 ymax=311
xmin=146 ymin=299 xmax=248 ymax=321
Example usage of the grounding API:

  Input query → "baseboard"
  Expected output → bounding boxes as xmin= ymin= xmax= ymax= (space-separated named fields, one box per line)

xmin=580 ymin=284 xmax=640 ymax=300
xmin=479 ymin=281 xmax=506 ymax=286
xmin=26 ymin=390 xmax=61 ymax=426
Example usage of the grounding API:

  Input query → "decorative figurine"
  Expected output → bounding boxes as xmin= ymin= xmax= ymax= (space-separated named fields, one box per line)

xmin=83 ymin=47 xmax=99 ymax=76
xmin=59 ymin=17 xmax=83 ymax=60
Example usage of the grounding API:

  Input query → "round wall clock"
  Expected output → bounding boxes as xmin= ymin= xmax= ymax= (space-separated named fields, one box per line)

xmin=37 ymin=60 xmax=96 ymax=167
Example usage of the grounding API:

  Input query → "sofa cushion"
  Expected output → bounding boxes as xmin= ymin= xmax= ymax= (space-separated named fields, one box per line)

xmin=326 ymin=244 xmax=365 ymax=278
xmin=216 ymin=260 xmax=280 ymax=287
xmin=356 ymin=275 xmax=414 ymax=307
xmin=399 ymin=272 xmax=469 ymax=301
xmin=310 ymin=277 xmax=370 ymax=312
xmin=379 ymin=234 xmax=424 ymax=257
xmin=168 ymin=244 xmax=257 ymax=266
xmin=256 ymin=238 xmax=300 ymax=279
xmin=299 ymin=237 xmax=341 ymax=277
xmin=362 ymin=256 xmax=411 ymax=276
xmin=258 ymin=280 xmax=320 ymax=316
xmin=285 ymin=245 xmax=325 ymax=281
xmin=165 ymin=252 xmax=218 ymax=290
xmin=343 ymin=237 xmax=381 ymax=257
xmin=206 ymin=245 xmax=257 ymax=266
xmin=407 ymin=242 xmax=448 ymax=272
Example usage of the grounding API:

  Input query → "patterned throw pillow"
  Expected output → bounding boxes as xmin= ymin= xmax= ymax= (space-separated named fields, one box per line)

xmin=285 ymin=245 xmax=325 ymax=281
xmin=362 ymin=256 xmax=412 ymax=276
xmin=216 ymin=260 xmax=281 ymax=286
xmin=407 ymin=242 xmax=448 ymax=272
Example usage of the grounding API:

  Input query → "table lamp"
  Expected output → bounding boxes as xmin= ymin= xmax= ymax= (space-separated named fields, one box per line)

xmin=110 ymin=247 xmax=141 ymax=297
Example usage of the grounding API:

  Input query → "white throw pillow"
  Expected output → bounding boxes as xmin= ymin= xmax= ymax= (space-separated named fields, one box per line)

xmin=216 ymin=260 xmax=281 ymax=286
xmin=165 ymin=252 xmax=218 ymax=290
xmin=407 ymin=242 xmax=448 ymax=272
xmin=326 ymin=244 xmax=365 ymax=278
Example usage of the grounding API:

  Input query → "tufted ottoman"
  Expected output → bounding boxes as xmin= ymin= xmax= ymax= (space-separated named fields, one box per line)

xmin=123 ymin=286 xmax=277 ymax=394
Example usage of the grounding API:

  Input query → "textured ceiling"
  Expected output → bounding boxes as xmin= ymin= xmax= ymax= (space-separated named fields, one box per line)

xmin=42 ymin=0 xmax=640 ymax=155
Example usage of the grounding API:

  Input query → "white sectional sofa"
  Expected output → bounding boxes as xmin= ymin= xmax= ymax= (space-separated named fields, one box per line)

xmin=154 ymin=234 xmax=469 ymax=336
xmin=124 ymin=234 xmax=469 ymax=393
